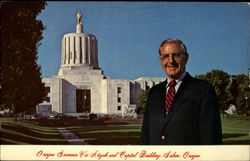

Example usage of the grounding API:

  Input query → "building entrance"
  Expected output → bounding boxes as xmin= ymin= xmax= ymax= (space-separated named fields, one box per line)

xmin=76 ymin=89 xmax=91 ymax=113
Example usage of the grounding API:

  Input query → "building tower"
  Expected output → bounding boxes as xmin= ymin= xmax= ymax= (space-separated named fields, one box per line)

xmin=38 ymin=11 xmax=165 ymax=116
xmin=54 ymin=12 xmax=104 ymax=114
xmin=58 ymin=12 xmax=99 ymax=75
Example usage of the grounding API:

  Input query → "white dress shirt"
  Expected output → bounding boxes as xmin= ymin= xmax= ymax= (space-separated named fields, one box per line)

xmin=166 ymin=72 xmax=187 ymax=93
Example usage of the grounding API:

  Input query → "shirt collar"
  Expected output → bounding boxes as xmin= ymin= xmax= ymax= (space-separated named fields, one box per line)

xmin=166 ymin=72 xmax=186 ymax=87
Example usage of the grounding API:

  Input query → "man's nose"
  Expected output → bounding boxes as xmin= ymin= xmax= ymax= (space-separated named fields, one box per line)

xmin=168 ymin=55 xmax=175 ymax=63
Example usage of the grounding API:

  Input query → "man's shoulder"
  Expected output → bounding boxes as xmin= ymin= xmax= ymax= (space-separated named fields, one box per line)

xmin=189 ymin=76 xmax=215 ymax=90
xmin=149 ymin=81 xmax=166 ymax=92
xmin=180 ymin=73 xmax=215 ymax=94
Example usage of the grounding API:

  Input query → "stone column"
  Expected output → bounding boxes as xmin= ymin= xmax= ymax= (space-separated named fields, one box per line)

xmin=73 ymin=36 xmax=76 ymax=64
xmin=70 ymin=36 xmax=74 ymax=64
xmin=65 ymin=36 xmax=69 ymax=65
xmin=82 ymin=37 xmax=86 ymax=64
xmin=61 ymin=38 xmax=65 ymax=65
xmin=87 ymin=36 xmax=91 ymax=64
xmin=76 ymin=36 xmax=80 ymax=64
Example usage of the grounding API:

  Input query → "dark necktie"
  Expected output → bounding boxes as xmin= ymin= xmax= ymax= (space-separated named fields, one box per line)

xmin=165 ymin=80 xmax=177 ymax=113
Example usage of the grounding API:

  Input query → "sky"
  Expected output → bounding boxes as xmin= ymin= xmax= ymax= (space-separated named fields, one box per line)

xmin=37 ymin=2 xmax=250 ymax=80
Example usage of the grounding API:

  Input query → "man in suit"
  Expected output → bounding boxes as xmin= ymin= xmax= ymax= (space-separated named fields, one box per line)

xmin=140 ymin=38 xmax=222 ymax=145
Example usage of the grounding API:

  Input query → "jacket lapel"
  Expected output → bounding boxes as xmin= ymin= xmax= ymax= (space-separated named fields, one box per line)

xmin=162 ymin=73 xmax=194 ymax=126
xmin=159 ymin=79 xmax=168 ymax=118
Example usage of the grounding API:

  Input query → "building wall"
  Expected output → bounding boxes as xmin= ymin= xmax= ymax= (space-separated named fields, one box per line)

xmin=62 ymin=79 xmax=76 ymax=113
xmin=41 ymin=75 xmax=165 ymax=115
xmin=129 ymin=78 xmax=166 ymax=105
xmin=50 ymin=78 xmax=63 ymax=113
xmin=101 ymin=79 xmax=108 ymax=114
xmin=105 ymin=79 xmax=130 ymax=114
xmin=50 ymin=67 xmax=105 ymax=114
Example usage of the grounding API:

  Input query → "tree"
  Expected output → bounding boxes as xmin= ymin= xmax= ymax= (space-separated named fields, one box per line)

xmin=228 ymin=74 xmax=250 ymax=116
xmin=136 ymin=90 xmax=149 ymax=114
xmin=1 ymin=2 xmax=47 ymax=119
xmin=196 ymin=70 xmax=232 ymax=116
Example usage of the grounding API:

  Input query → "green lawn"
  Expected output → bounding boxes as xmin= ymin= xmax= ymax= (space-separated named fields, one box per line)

xmin=67 ymin=118 xmax=250 ymax=145
xmin=0 ymin=119 xmax=68 ymax=144
xmin=0 ymin=118 xmax=249 ymax=145
xmin=221 ymin=118 xmax=250 ymax=145
xmin=68 ymin=125 xmax=141 ymax=145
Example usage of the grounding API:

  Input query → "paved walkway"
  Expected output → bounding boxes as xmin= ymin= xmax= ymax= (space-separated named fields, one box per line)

xmin=57 ymin=128 xmax=89 ymax=145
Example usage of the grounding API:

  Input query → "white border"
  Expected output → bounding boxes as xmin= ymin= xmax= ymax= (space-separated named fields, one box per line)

xmin=1 ymin=145 xmax=249 ymax=161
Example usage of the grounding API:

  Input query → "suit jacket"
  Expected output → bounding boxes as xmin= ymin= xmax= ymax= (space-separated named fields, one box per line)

xmin=140 ymin=72 xmax=222 ymax=145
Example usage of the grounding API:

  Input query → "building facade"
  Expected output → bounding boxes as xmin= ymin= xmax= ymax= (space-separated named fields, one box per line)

xmin=38 ymin=12 xmax=165 ymax=116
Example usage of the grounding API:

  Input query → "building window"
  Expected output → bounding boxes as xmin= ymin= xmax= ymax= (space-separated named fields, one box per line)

xmin=117 ymin=106 xmax=121 ymax=111
xmin=46 ymin=87 xmax=50 ymax=93
xmin=118 ymin=97 xmax=121 ymax=103
xmin=45 ymin=96 xmax=50 ymax=103
xmin=117 ymin=87 xmax=121 ymax=94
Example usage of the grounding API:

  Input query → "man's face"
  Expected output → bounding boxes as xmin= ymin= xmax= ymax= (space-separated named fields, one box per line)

xmin=160 ymin=43 xmax=188 ymax=80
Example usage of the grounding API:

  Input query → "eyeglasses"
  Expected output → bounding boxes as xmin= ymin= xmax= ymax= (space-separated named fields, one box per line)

xmin=160 ymin=52 xmax=182 ymax=60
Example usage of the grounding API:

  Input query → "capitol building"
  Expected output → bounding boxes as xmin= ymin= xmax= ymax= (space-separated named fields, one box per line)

xmin=38 ymin=12 xmax=165 ymax=116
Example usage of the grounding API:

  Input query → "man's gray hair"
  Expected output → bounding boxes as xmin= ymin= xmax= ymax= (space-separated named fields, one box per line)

xmin=159 ymin=38 xmax=188 ymax=55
